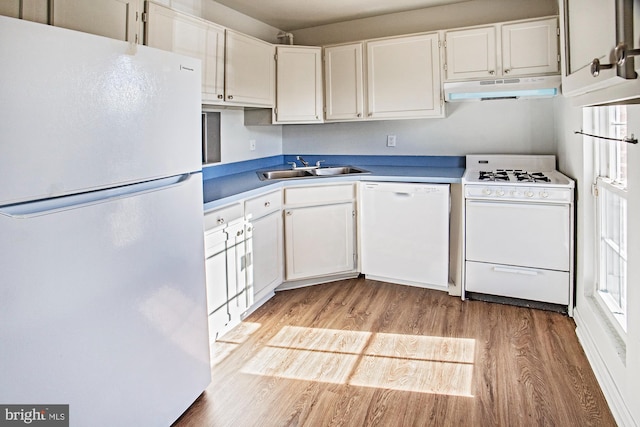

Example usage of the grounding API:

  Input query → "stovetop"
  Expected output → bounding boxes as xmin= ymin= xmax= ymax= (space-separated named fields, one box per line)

xmin=463 ymin=155 xmax=574 ymax=188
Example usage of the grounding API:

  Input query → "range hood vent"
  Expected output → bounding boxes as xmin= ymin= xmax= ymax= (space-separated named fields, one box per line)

xmin=444 ymin=76 xmax=561 ymax=101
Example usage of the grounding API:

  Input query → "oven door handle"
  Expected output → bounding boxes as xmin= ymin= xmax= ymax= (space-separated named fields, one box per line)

xmin=493 ymin=266 xmax=539 ymax=276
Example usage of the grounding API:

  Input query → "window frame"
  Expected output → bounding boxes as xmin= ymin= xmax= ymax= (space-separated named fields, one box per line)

xmin=589 ymin=105 xmax=628 ymax=336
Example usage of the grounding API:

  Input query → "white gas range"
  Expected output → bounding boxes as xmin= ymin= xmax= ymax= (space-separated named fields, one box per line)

xmin=462 ymin=155 xmax=575 ymax=315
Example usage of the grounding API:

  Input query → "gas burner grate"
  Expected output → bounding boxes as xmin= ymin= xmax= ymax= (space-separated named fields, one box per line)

xmin=478 ymin=170 xmax=552 ymax=183
xmin=514 ymin=171 xmax=551 ymax=182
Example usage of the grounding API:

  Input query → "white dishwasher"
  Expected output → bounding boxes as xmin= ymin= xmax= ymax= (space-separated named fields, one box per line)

xmin=360 ymin=182 xmax=450 ymax=290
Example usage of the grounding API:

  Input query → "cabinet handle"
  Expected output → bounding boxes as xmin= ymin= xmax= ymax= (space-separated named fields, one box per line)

xmin=504 ymin=69 xmax=510 ymax=74
xmin=247 ymin=227 xmax=252 ymax=232
xmin=614 ymin=42 xmax=640 ymax=65
xmin=489 ymin=70 xmax=495 ymax=75
xmin=286 ymin=211 xmax=292 ymax=216
xmin=217 ymin=218 xmax=225 ymax=225
xmin=228 ymin=95 xmax=234 ymax=100
xmin=264 ymin=201 xmax=271 ymax=207
xmin=590 ymin=58 xmax=614 ymax=77
xmin=217 ymin=94 xmax=224 ymax=99
xmin=357 ymin=113 xmax=362 ymax=118
xmin=237 ymin=230 xmax=243 ymax=236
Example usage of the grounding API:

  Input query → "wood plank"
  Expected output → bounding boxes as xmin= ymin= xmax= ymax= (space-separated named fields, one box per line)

xmin=173 ymin=277 xmax=616 ymax=427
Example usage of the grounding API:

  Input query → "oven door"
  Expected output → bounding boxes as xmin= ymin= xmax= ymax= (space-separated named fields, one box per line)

xmin=465 ymin=200 xmax=571 ymax=271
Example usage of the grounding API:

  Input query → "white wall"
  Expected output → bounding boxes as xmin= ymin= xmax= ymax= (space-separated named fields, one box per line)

xmin=209 ymin=108 xmax=283 ymax=164
xmin=554 ymin=96 xmax=640 ymax=426
xmin=292 ymin=0 xmax=557 ymax=46
xmin=283 ymin=99 xmax=556 ymax=156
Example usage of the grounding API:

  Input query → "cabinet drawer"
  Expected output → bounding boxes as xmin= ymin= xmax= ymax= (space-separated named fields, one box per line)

xmin=465 ymin=261 xmax=569 ymax=305
xmin=204 ymin=203 xmax=243 ymax=231
xmin=285 ymin=184 xmax=355 ymax=205
xmin=245 ymin=190 xmax=281 ymax=219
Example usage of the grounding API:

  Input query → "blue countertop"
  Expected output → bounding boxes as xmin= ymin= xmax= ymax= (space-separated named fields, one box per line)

xmin=202 ymin=155 xmax=466 ymax=211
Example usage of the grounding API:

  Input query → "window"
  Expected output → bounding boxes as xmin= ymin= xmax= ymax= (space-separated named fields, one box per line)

xmin=589 ymin=105 xmax=628 ymax=334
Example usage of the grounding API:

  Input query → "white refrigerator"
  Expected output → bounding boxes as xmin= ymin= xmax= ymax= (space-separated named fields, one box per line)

xmin=0 ymin=16 xmax=211 ymax=426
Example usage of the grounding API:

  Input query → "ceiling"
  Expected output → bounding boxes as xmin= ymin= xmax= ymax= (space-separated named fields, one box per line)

xmin=214 ymin=0 xmax=472 ymax=31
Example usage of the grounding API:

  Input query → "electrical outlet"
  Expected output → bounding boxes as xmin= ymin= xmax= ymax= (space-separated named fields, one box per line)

xmin=387 ymin=135 xmax=397 ymax=147
xmin=249 ymin=139 xmax=256 ymax=151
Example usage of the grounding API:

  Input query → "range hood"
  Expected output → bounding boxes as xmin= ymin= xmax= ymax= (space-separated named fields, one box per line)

xmin=444 ymin=75 xmax=561 ymax=101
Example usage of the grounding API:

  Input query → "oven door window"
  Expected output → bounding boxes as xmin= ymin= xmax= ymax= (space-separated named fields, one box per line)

xmin=465 ymin=201 xmax=571 ymax=271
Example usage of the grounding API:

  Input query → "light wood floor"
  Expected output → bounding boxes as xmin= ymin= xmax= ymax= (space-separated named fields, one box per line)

xmin=173 ymin=277 xmax=616 ymax=427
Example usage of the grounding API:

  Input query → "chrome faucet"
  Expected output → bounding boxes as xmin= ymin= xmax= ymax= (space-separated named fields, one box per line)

xmin=296 ymin=156 xmax=309 ymax=167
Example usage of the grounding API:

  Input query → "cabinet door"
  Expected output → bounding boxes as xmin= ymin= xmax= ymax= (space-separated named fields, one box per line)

xmin=225 ymin=29 xmax=275 ymax=107
xmin=144 ymin=3 xmax=225 ymax=103
xmin=324 ymin=43 xmax=364 ymax=121
xmin=0 ymin=1 xmax=19 ymax=18
xmin=284 ymin=202 xmax=355 ymax=280
xmin=445 ymin=26 xmax=497 ymax=80
xmin=251 ymin=211 xmax=283 ymax=301
xmin=366 ymin=33 xmax=442 ymax=119
xmin=204 ymin=229 xmax=230 ymax=338
xmin=50 ymin=0 xmax=139 ymax=42
xmin=502 ymin=18 xmax=559 ymax=77
xmin=561 ymin=0 xmax=620 ymax=96
xmin=275 ymin=46 xmax=323 ymax=123
xmin=225 ymin=221 xmax=247 ymax=321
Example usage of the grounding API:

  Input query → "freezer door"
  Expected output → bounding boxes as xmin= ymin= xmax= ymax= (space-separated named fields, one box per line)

xmin=0 ymin=174 xmax=210 ymax=427
xmin=0 ymin=16 xmax=202 ymax=205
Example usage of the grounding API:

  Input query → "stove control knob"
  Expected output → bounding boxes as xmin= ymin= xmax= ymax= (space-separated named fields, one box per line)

xmin=526 ymin=190 xmax=535 ymax=198
xmin=483 ymin=188 xmax=492 ymax=195
xmin=540 ymin=191 xmax=549 ymax=198
xmin=496 ymin=189 xmax=505 ymax=196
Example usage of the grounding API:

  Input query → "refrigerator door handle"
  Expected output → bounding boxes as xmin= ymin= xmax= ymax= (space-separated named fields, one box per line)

xmin=0 ymin=173 xmax=196 ymax=218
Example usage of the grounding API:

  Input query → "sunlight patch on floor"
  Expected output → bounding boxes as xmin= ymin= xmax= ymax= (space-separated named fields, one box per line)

xmin=211 ymin=322 xmax=262 ymax=366
xmin=349 ymin=355 xmax=474 ymax=396
xmin=240 ymin=326 xmax=476 ymax=396
xmin=241 ymin=347 xmax=359 ymax=384
xmin=267 ymin=325 xmax=371 ymax=354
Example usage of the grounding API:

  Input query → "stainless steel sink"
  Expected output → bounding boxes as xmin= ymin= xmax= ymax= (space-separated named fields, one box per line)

xmin=311 ymin=166 xmax=367 ymax=176
xmin=257 ymin=165 xmax=369 ymax=181
xmin=258 ymin=169 xmax=314 ymax=180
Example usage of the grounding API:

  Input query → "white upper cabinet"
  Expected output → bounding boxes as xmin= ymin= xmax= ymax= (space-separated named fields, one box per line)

xmin=0 ymin=1 xmax=19 ymax=18
xmin=274 ymin=45 xmax=323 ymax=123
xmin=144 ymin=2 xmax=225 ymax=104
xmin=324 ymin=42 xmax=365 ymax=121
xmin=560 ymin=0 xmax=640 ymax=103
xmin=49 ymin=0 xmax=140 ymax=43
xmin=143 ymin=3 xmax=274 ymax=107
xmin=445 ymin=17 xmax=559 ymax=81
xmin=366 ymin=33 xmax=443 ymax=119
xmin=501 ymin=17 xmax=559 ymax=77
xmin=445 ymin=26 xmax=497 ymax=80
xmin=225 ymin=29 xmax=275 ymax=107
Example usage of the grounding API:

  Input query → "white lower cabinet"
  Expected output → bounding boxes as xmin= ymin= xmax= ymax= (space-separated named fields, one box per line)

xmin=283 ymin=184 xmax=357 ymax=281
xmin=284 ymin=202 xmax=356 ymax=280
xmin=245 ymin=190 xmax=283 ymax=302
xmin=204 ymin=226 xmax=229 ymax=337
xmin=203 ymin=203 xmax=249 ymax=338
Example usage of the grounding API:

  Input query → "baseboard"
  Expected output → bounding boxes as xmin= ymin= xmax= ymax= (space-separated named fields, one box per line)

xmin=574 ymin=307 xmax=637 ymax=427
